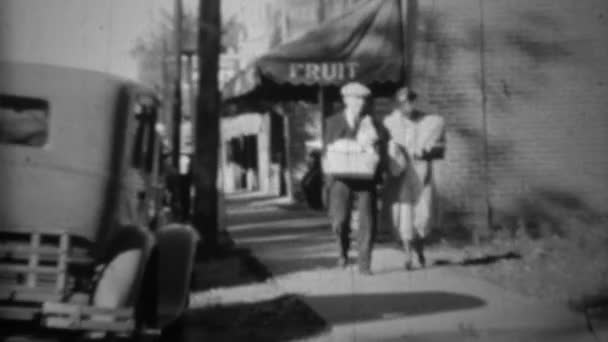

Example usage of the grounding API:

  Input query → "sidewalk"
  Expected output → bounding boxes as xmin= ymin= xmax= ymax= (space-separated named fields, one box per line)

xmin=224 ymin=195 xmax=604 ymax=341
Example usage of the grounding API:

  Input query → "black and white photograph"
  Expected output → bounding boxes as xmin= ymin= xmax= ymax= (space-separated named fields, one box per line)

xmin=1 ymin=0 xmax=607 ymax=341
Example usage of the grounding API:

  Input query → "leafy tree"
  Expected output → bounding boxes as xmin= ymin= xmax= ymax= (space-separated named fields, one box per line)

xmin=131 ymin=8 xmax=246 ymax=91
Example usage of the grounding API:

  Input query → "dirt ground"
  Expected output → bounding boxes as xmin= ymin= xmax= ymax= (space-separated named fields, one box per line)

xmin=439 ymin=219 xmax=608 ymax=310
xmin=184 ymin=247 xmax=329 ymax=342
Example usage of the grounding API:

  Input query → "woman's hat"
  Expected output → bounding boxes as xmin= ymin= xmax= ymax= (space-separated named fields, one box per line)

xmin=395 ymin=86 xmax=417 ymax=102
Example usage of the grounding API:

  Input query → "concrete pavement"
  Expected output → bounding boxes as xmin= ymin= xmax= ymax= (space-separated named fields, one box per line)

xmin=223 ymin=194 xmax=602 ymax=341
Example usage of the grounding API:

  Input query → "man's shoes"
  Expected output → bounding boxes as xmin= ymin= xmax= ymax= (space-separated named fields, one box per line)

xmin=414 ymin=239 xmax=426 ymax=268
xmin=359 ymin=268 xmax=373 ymax=276
xmin=337 ymin=257 xmax=348 ymax=268
xmin=417 ymin=254 xmax=426 ymax=268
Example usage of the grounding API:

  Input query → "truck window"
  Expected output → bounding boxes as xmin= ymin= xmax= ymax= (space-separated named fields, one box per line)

xmin=0 ymin=94 xmax=50 ymax=147
xmin=131 ymin=103 xmax=148 ymax=169
xmin=131 ymin=98 xmax=157 ymax=172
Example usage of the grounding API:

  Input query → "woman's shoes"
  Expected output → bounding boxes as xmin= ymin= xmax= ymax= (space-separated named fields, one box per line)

xmin=404 ymin=260 xmax=413 ymax=271
xmin=359 ymin=268 xmax=373 ymax=276
xmin=417 ymin=253 xmax=426 ymax=268
xmin=337 ymin=256 xmax=348 ymax=268
xmin=414 ymin=239 xmax=426 ymax=268
xmin=404 ymin=256 xmax=426 ymax=271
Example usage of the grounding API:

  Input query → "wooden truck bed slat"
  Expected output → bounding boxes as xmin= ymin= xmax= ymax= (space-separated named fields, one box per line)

xmin=42 ymin=302 xmax=134 ymax=332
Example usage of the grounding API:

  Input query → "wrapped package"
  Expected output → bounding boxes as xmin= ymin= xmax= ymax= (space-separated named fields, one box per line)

xmin=387 ymin=139 xmax=407 ymax=176
xmin=323 ymin=138 xmax=379 ymax=179
xmin=413 ymin=114 xmax=446 ymax=160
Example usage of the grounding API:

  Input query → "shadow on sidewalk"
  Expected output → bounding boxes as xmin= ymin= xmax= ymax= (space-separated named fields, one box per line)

xmin=225 ymin=192 xmax=280 ymax=206
xmin=191 ymin=247 xmax=273 ymax=291
xmin=227 ymin=207 xmax=325 ymax=226
xmin=181 ymin=295 xmax=330 ymax=342
xmin=433 ymin=251 xmax=522 ymax=267
xmin=185 ymin=246 xmax=330 ymax=341
xmin=230 ymin=222 xmax=330 ymax=240
xmin=303 ymin=291 xmax=486 ymax=324
xmin=229 ymin=219 xmax=342 ymax=276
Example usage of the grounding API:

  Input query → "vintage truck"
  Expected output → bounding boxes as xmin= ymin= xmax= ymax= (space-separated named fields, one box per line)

xmin=0 ymin=62 xmax=197 ymax=340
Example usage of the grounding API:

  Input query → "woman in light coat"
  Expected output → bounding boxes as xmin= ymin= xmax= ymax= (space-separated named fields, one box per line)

xmin=381 ymin=87 xmax=445 ymax=270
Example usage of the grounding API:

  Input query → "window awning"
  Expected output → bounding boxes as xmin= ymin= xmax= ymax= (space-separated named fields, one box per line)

xmin=223 ymin=0 xmax=409 ymax=100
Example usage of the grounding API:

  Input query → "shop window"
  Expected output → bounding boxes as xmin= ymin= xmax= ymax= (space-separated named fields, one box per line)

xmin=0 ymin=94 xmax=50 ymax=147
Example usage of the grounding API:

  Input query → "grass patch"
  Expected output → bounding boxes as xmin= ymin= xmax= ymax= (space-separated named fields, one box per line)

xmin=183 ymin=244 xmax=329 ymax=341
xmin=450 ymin=219 xmax=608 ymax=309
xmin=180 ymin=295 xmax=329 ymax=342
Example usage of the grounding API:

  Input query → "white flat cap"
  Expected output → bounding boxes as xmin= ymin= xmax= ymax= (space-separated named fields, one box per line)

xmin=340 ymin=82 xmax=371 ymax=98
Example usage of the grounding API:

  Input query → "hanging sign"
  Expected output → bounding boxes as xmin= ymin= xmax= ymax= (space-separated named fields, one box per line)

xmin=288 ymin=62 xmax=360 ymax=83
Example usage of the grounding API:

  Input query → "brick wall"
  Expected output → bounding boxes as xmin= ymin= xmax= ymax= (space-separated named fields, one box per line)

xmin=284 ymin=0 xmax=608 ymax=236
xmin=410 ymin=0 xmax=489 ymax=235
xmin=414 ymin=0 xmax=608 ymax=235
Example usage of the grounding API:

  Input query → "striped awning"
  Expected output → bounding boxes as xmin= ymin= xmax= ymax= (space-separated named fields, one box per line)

xmin=222 ymin=0 xmax=409 ymax=100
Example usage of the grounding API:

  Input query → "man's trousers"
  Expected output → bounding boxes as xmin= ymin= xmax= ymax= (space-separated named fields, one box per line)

xmin=327 ymin=179 xmax=377 ymax=270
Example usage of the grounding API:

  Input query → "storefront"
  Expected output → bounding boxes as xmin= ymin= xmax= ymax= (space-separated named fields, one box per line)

xmin=221 ymin=111 xmax=288 ymax=196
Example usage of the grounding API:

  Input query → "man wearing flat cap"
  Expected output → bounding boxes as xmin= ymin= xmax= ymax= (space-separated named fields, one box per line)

xmin=323 ymin=81 xmax=385 ymax=275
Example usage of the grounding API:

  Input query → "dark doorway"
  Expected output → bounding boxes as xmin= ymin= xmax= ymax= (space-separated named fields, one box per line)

xmin=227 ymin=134 xmax=259 ymax=191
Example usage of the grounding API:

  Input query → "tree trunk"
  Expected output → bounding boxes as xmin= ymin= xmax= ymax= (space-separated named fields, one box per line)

xmin=193 ymin=0 xmax=221 ymax=250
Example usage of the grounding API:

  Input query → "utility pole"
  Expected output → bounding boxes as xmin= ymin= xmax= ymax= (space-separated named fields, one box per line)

xmin=185 ymin=53 xmax=196 ymax=121
xmin=193 ymin=0 xmax=221 ymax=250
xmin=279 ymin=109 xmax=294 ymax=201
xmin=279 ymin=2 xmax=289 ymax=42
xmin=317 ymin=0 xmax=326 ymax=23
xmin=161 ymin=36 xmax=169 ymax=121
xmin=477 ymin=0 xmax=492 ymax=245
xmin=172 ymin=0 xmax=183 ymax=170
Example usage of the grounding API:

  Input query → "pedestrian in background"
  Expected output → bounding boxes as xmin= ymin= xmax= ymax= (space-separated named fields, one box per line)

xmin=381 ymin=87 xmax=446 ymax=270
xmin=301 ymin=150 xmax=324 ymax=210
